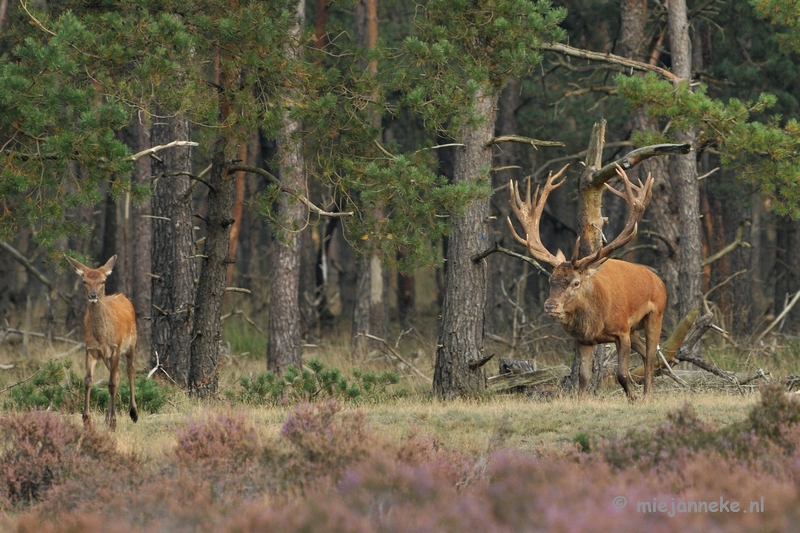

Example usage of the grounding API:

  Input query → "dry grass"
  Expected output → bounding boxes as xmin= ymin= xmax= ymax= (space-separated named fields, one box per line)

xmin=0 ymin=315 xmax=777 ymax=463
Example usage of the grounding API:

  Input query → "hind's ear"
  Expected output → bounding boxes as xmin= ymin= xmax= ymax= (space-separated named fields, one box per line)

xmin=99 ymin=255 xmax=117 ymax=276
xmin=64 ymin=255 xmax=87 ymax=276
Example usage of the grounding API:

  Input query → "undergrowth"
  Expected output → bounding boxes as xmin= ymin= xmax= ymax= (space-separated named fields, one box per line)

xmin=4 ymin=383 xmax=800 ymax=532
xmin=225 ymin=358 xmax=399 ymax=405
xmin=4 ymin=359 xmax=174 ymax=415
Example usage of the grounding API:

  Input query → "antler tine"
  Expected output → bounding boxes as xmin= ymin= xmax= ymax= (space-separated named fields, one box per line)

xmin=507 ymin=164 xmax=570 ymax=267
xmin=574 ymin=165 xmax=654 ymax=270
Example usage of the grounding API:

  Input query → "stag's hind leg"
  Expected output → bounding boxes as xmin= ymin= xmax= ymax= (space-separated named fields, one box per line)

xmin=615 ymin=334 xmax=636 ymax=401
xmin=643 ymin=311 xmax=664 ymax=395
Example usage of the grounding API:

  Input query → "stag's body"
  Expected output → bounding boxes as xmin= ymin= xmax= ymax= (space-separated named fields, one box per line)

xmin=509 ymin=164 xmax=667 ymax=399
xmin=547 ymin=258 xmax=666 ymax=397
xmin=66 ymin=255 xmax=138 ymax=429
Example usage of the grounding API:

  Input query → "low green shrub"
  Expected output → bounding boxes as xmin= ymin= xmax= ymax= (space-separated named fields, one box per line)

xmin=4 ymin=360 xmax=174 ymax=415
xmin=226 ymin=358 xmax=399 ymax=405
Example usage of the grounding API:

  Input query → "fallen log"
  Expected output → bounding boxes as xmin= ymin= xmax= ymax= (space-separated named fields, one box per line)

xmin=487 ymin=365 xmax=571 ymax=392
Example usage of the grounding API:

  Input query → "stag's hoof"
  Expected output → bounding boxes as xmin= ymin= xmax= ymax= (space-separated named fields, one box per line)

xmin=82 ymin=413 xmax=92 ymax=427
xmin=130 ymin=406 xmax=138 ymax=423
xmin=105 ymin=411 xmax=117 ymax=431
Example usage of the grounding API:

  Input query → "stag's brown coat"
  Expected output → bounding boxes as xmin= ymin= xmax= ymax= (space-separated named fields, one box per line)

xmin=508 ymin=164 xmax=667 ymax=399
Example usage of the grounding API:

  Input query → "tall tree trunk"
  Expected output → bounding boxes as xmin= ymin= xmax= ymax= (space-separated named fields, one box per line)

xmin=150 ymin=115 xmax=196 ymax=388
xmin=620 ymin=0 xmax=680 ymax=330
xmin=668 ymin=0 xmax=703 ymax=323
xmin=351 ymin=0 xmax=389 ymax=357
xmin=130 ymin=120 xmax=152 ymax=360
xmin=433 ymin=89 xmax=496 ymax=400
xmin=100 ymin=187 xmax=119 ymax=295
xmin=190 ymin=146 xmax=235 ymax=396
xmin=226 ymin=141 xmax=249 ymax=288
xmin=267 ymin=0 xmax=306 ymax=374
xmin=487 ymin=80 xmax=525 ymax=340
xmin=775 ymin=219 xmax=800 ymax=333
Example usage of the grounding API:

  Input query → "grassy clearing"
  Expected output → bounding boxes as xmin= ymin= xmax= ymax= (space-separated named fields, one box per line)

xmin=0 ymin=322 xmax=776 ymax=463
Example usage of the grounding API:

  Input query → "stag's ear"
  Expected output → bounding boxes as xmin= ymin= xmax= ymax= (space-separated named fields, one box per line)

xmin=99 ymin=255 xmax=117 ymax=276
xmin=555 ymin=250 xmax=566 ymax=263
xmin=584 ymin=256 xmax=610 ymax=277
xmin=64 ymin=255 xmax=87 ymax=276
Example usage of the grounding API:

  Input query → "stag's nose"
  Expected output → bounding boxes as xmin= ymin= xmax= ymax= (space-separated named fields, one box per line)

xmin=88 ymin=292 xmax=99 ymax=301
xmin=544 ymin=302 xmax=558 ymax=314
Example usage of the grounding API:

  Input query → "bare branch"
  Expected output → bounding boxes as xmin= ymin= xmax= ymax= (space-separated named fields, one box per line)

xmin=358 ymin=333 xmax=430 ymax=381
xmin=702 ymin=220 xmax=750 ymax=267
xmin=486 ymin=135 xmax=564 ymax=148
xmin=472 ymin=243 xmax=550 ymax=277
xmin=227 ymin=164 xmax=353 ymax=218
xmin=540 ymin=42 xmax=680 ymax=82
xmin=128 ymin=140 xmax=199 ymax=162
xmin=592 ymin=143 xmax=692 ymax=187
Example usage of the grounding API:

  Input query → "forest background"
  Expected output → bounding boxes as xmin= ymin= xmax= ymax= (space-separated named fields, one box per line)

xmin=2 ymin=1 xmax=800 ymax=531
xmin=0 ymin=0 xmax=799 ymax=397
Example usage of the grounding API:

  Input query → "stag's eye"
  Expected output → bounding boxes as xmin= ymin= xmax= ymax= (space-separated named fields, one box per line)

xmin=572 ymin=280 xmax=580 ymax=288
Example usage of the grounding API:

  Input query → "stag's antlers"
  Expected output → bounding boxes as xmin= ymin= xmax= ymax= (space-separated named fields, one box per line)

xmin=508 ymin=163 xmax=654 ymax=270
xmin=507 ymin=164 xmax=570 ymax=267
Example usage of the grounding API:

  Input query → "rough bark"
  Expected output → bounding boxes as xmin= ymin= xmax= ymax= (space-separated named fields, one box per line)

xmin=99 ymin=188 xmax=119 ymax=295
xmin=668 ymin=0 xmax=703 ymax=322
xmin=775 ymin=219 xmax=800 ymax=333
xmin=351 ymin=0 xmax=389 ymax=358
xmin=226 ymin=141 xmax=249 ymax=288
xmin=620 ymin=0 xmax=680 ymax=329
xmin=433 ymin=89 xmax=496 ymax=400
xmin=487 ymin=80 xmax=525 ymax=339
xmin=190 ymin=146 xmax=234 ymax=396
xmin=150 ymin=115 xmax=196 ymax=388
xmin=267 ymin=0 xmax=305 ymax=374
xmin=130 ymin=120 xmax=153 ymax=360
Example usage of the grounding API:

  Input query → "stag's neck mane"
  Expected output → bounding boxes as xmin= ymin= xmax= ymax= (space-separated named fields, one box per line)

xmin=556 ymin=278 xmax=609 ymax=343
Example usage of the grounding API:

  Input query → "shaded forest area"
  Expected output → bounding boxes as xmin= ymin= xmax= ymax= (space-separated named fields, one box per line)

xmin=1 ymin=0 xmax=800 ymax=398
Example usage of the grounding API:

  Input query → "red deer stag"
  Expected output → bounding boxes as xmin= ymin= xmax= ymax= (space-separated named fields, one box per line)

xmin=508 ymin=164 xmax=667 ymax=399
xmin=65 ymin=254 xmax=138 ymax=429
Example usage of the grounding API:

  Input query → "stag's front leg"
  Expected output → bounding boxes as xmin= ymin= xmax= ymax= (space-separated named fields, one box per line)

xmin=83 ymin=351 xmax=99 ymax=427
xmin=576 ymin=342 xmax=595 ymax=394
xmin=106 ymin=348 xmax=120 ymax=430
xmin=615 ymin=334 xmax=636 ymax=401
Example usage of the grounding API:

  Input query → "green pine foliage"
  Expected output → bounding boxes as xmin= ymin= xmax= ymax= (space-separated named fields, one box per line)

xmin=226 ymin=358 xmax=399 ymax=405
xmin=394 ymin=0 xmax=567 ymax=138
xmin=617 ymin=73 xmax=800 ymax=217
xmin=4 ymin=359 xmax=174 ymax=415
xmin=750 ymin=0 xmax=800 ymax=52
xmin=0 ymin=9 xmax=133 ymax=246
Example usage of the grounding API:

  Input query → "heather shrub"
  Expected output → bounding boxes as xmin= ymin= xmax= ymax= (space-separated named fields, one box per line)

xmin=174 ymin=409 xmax=260 ymax=469
xmin=0 ymin=411 xmax=124 ymax=510
xmin=280 ymin=400 xmax=373 ymax=489
xmin=226 ymin=358 xmax=398 ymax=405
xmin=746 ymin=381 xmax=800 ymax=451
xmin=600 ymin=402 xmax=717 ymax=472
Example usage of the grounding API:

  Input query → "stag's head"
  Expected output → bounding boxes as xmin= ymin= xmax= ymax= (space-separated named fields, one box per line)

xmin=507 ymin=164 xmax=653 ymax=317
xmin=543 ymin=250 xmax=607 ymax=318
xmin=65 ymin=255 xmax=117 ymax=304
